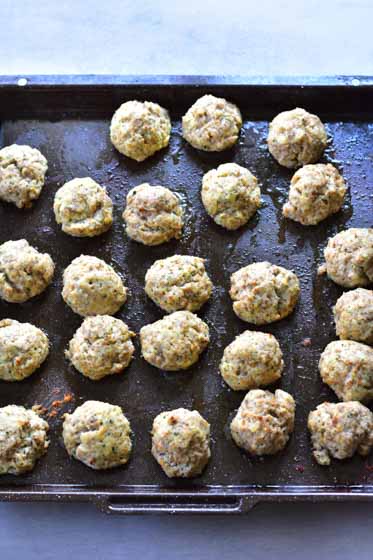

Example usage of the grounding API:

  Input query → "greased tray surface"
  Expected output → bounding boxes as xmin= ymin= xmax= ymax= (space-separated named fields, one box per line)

xmin=0 ymin=76 xmax=372 ymax=514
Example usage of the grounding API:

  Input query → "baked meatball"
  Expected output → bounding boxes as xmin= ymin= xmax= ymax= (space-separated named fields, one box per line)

xmin=66 ymin=315 xmax=135 ymax=380
xmin=323 ymin=228 xmax=373 ymax=288
xmin=267 ymin=107 xmax=327 ymax=168
xmin=145 ymin=255 xmax=212 ymax=313
xmin=62 ymin=255 xmax=127 ymax=317
xmin=308 ymin=401 xmax=373 ymax=466
xmin=220 ymin=330 xmax=284 ymax=391
xmin=334 ymin=288 xmax=373 ymax=344
xmin=230 ymin=389 xmax=295 ymax=455
xmin=53 ymin=177 xmax=113 ymax=237
xmin=0 ymin=239 xmax=54 ymax=303
xmin=140 ymin=310 xmax=209 ymax=371
xmin=110 ymin=100 xmax=171 ymax=162
xmin=0 ymin=405 xmax=49 ymax=475
xmin=282 ymin=164 xmax=346 ymax=225
xmin=0 ymin=144 xmax=48 ymax=208
xmin=201 ymin=163 xmax=261 ymax=230
xmin=182 ymin=94 xmax=242 ymax=152
xmin=151 ymin=408 xmax=211 ymax=478
xmin=62 ymin=401 xmax=132 ymax=470
xmin=0 ymin=319 xmax=49 ymax=381
xmin=123 ymin=183 xmax=183 ymax=246
xmin=230 ymin=262 xmax=300 ymax=325
xmin=319 ymin=340 xmax=373 ymax=402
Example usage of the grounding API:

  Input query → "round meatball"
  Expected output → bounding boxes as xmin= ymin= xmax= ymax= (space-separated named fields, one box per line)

xmin=230 ymin=262 xmax=300 ymax=325
xmin=110 ymin=100 xmax=171 ymax=162
xmin=324 ymin=228 xmax=373 ymax=288
xmin=140 ymin=310 xmax=209 ymax=371
xmin=151 ymin=408 xmax=211 ymax=478
xmin=0 ymin=405 xmax=49 ymax=475
xmin=0 ymin=319 xmax=49 ymax=381
xmin=66 ymin=315 xmax=135 ymax=380
xmin=308 ymin=401 xmax=373 ymax=466
xmin=283 ymin=164 xmax=346 ymax=225
xmin=334 ymin=288 xmax=373 ymax=344
xmin=319 ymin=340 xmax=373 ymax=402
xmin=62 ymin=401 xmax=132 ymax=470
xmin=182 ymin=94 xmax=242 ymax=152
xmin=62 ymin=255 xmax=127 ymax=317
xmin=230 ymin=389 xmax=295 ymax=455
xmin=0 ymin=239 xmax=54 ymax=303
xmin=220 ymin=330 xmax=284 ymax=391
xmin=0 ymin=144 xmax=48 ymax=209
xmin=201 ymin=163 xmax=261 ymax=230
xmin=54 ymin=177 xmax=113 ymax=237
xmin=123 ymin=183 xmax=183 ymax=246
xmin=268 ymin=107 xmax=327 ymax=168
xmin=145 ymin=255 xmax=212 ymax=313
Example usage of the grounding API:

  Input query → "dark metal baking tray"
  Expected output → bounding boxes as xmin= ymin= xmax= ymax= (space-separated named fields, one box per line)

xmin=0 ymin=75 xmax=372 ymax=514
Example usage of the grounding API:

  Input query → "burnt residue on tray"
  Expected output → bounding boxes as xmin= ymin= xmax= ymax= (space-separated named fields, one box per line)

xmin=0 ymin=80 xmax=372 ymax=503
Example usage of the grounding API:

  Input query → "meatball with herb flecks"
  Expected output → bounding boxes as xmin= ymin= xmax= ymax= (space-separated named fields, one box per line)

xmin=334 ymin=288 xmax=373 ymax=344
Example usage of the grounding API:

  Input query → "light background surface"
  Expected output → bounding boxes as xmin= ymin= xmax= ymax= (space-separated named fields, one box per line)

xmin=1 ymin=0 xmax=373 ymax=558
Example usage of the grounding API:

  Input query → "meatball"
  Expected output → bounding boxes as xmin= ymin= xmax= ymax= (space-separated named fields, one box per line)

xmin=140 ymin=310 xmax=209 ymax=371
xmin=0 ymin=319 xmax=49 ymax=382
xmin=123 ymin=183 xmax=183 ymax=246
xmin=66 ymin=315 xmax=135 ymax=380
xmin=145 ymin=255 xmax=212 ymax=313
xmin=308 ymin=401 xmax=373 ymax=466
xmin=220 ymin=330 xmax=284 ymax=391
xmin=230 ymin=389 xmax=295 ymax=455
xmin=0 ymin=239 xmax=54 ymax=303
xmin=230 ymin=262 xmax=300 ymax=325
xmin=282 ymin=164 xmax=346 ymax=225
xmin=0 ymin=144 xmax=48 ymax=209
xmin=62 ymin=401 xmax=132 ymax=470
xmin=319 ymin=340 xmax=373 ymax=402
xmin=201 ymin=163 xmax=261 ymax=230
xmin=151 ymin=408 xmax=211 ymax=478
xmin=334 ymin=288 xmax=373 ymax=344
xmin=0 ymin=405 xmax=49 ymax=475
xmin=110 ymin=100 xmax=171 ymax=162
xmin=267 ymin=107 xmax=327 ymax=168
xmin=182 ymin=94 xmax=242 ymax=152
xmin=62 ymin=255 xmax=127 ymax=317
xmin=324 ymin=228 xmax=373 ymax=288
xmin=53 ymin=177 xmax=113 ymax=237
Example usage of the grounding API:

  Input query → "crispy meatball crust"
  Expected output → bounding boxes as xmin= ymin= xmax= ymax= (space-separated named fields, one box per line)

xmin=62 ymin=255 xmax=127 ymax=317
xmin=0 ymin=319 xmax=49 ymax=381
xmin=0 ymin=144 xmax=48 ymax=209
xmin=54 ymin=177 xmax=113 ymax=237
xmin=62 ymin=401 xmax=132 ymax=470
xmin=201 ymin=163 xmax=261 ymax=230
xmin=230 ymin=262 xmax=300 ymax=325
xmin=308 ymin=401 xmax=373 ymax=466
xmin=0 ymin=239 xmax=54 ymax=303
xmin=334 ymin=288 xmax=373 ymax=344
xmin=151 ymin=408 xmax=211 ymax=478
xmin=182 ymin=94 xmax=242 ymax=152
xmin=123 ymin=183 xmax=183 ymax=246
xmin=0 ymin=405 xmax=49 ymax=475
xmin=267 ymin=107 xmax=327 ymax=168
xmin=110 ymin=100 xmax=171 ymax=162
xmin=220 ymin=330 xmax=284 ymax=391
xmin=66 ymin=315 xmax=135 ymax=380
xmin=283 ymin=164 xmax=346 ymax=225
xmin=145 ymin=255 xmax=212 ymax=313
xmin=324 ymin=228 xmax=373 ymax=288
xmin=230 ymin=389 xmax=295 ymax=455
xmin=140 ymin=310 xmax=209 ymax=371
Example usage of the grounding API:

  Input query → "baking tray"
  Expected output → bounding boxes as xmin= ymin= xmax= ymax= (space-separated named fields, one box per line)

xmin=0 ymin=75 xmax=372 ymax=514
